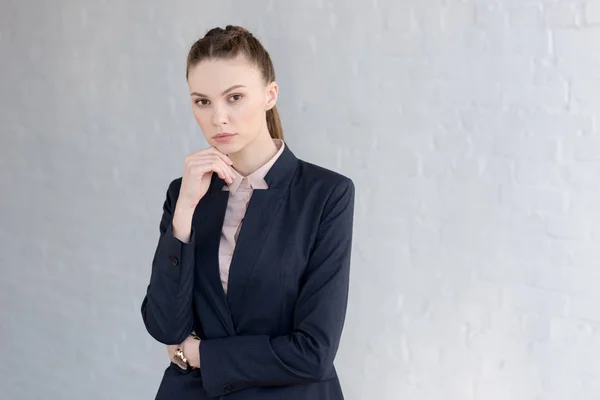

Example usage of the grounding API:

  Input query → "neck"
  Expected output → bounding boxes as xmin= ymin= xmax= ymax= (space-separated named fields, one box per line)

xmin=229 ymin=128 xmax=278 ymax=177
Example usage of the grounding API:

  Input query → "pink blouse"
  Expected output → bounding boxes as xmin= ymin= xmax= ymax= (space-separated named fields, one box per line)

xmin=218 ymin=139 xmax=285 ymax=294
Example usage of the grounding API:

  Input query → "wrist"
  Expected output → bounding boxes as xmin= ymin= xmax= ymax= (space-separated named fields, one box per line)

xmin=172 ymin=203 xmax=194 ymax=243
xmin=175 ymin=197 xmax=198 ymax=213
xmin=182 ymin=336 xmax=201 ymax=369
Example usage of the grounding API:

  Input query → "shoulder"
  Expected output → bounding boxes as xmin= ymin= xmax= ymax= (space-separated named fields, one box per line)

xmin=295 ymin=159 xmax=354 ymax=190
xmin=293 ymin=159 xmax=355 ymax=206
xmin=293 ymin=160 xmax=355 ymax=232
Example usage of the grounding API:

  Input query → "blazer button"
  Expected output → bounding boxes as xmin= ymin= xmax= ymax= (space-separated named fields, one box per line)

xmin=223 ymin=383 xmax=233 ymax=393
xmin=170 ymin=256 xmax=179 ymax=266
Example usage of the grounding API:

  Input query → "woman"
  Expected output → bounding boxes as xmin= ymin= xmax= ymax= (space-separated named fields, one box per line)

xmin=141 ymin=25 xmax=355 ymax=399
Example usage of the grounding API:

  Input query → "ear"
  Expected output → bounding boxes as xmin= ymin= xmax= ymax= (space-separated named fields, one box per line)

xmin=265 ymin=81 xmax=279 ymax=111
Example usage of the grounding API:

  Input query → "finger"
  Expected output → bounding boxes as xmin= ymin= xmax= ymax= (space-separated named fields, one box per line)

xmin=191 ymin=147 xmax=233 ymax=165
xmin=218 ymin=159 xmax=237 ymax=181
xmin=216 ymin=160 xmax=236 ymax=184
xmin=187 ymin=153 xmax=234 ymax=173
xmin=204 ymin=146 xmax=234 ymax=165
xmin=211 ymin=148 xmax=234 ymax=166
xmin=193 ymin=158 xmax=236 ymax=183
xmin=191 ymin=162 xmax=226 ymax=182
xmin=192 ymin=160 xmax=233 ymax=184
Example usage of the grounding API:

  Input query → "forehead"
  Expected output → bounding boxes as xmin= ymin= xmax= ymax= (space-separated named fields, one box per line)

xmin=187 ymin=55 xmax=263 ymax=95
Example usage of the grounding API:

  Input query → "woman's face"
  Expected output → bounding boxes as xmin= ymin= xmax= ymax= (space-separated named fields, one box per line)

xmin=187 ymin=55 xmax=278 ymax=155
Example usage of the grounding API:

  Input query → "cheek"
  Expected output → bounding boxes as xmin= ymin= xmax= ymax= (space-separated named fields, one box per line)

xmin=192 ymin=108 xmax=209 ymax=127
xmin=233 ymin=101 xmax=263 ymax=126
xmin=192 ymin=109 xmax=214 ymax=138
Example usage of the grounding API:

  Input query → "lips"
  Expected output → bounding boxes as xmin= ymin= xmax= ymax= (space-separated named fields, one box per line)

xmin=213 ymin=133 xmax=236 ymax=139
xmin=213 ymin=133 xmax=237 ymax=143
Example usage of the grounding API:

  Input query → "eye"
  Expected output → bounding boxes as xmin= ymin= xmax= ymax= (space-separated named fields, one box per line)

xmin=228 ymin=94 xmax=243 ymax=103
xmin=195 ymin=98 xmax=210 ymax=106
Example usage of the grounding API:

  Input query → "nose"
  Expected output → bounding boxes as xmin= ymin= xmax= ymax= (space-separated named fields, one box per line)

xmin=211 ymin=103 xmax=228 ymax=127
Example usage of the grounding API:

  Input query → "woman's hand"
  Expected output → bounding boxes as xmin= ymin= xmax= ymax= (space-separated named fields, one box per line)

xmin=166 ymin=336 xmax=201 ymax=369
xmin=172 ymin=147 xmax=237 ymax=242
xmin=181 ymin=335 xmax=201 ymax=369
xmin=178 ymin=147 xmax=236 ymax=209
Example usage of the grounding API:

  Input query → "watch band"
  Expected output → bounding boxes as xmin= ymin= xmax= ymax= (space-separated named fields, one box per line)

xmin=172 ymin=348 xmax=189 ymax=370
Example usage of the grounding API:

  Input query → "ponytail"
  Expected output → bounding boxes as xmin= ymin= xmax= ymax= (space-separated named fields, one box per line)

xmin=267 ymin=105 xmax=283 ymax=140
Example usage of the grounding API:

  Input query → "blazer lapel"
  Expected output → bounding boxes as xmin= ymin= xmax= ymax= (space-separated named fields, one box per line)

xmin=226 ymin=145 xmax=299 ymax=322
xmin=226 ymin=188 xmax=286 ymax=319
xmin=192 ymin=174 xmax=235 ymax=336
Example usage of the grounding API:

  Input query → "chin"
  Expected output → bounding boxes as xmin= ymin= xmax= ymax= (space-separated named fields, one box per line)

xmin=212 ymin=140 xmax=245 ymax=155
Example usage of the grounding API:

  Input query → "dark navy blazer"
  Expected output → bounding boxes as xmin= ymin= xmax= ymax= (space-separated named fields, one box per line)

xmin=141 ymin=144 xmax=355 ymax=399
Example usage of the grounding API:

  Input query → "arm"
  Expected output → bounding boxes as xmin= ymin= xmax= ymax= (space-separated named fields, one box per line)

xmin=199 ymin=178 xmax=355 ymax=397
xmin=141 ymin=179 xmax=196 ymax=345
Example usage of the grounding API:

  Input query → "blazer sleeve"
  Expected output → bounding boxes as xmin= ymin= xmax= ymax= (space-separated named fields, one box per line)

xmin=199 ymin=178 xmax=355 ymax=397
xmin=141 ymin=179 xmax=196 ymax=345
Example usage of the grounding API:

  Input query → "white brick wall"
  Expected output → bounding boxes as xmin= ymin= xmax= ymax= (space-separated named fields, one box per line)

xmin=1 ymin=0 xmax=599 ymax=399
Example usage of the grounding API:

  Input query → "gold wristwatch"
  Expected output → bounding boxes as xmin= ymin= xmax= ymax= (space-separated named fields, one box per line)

xmin=172 ymin=331 xmax=201 ymax=371
xmin=172 ymin=348 xmax=190 ymax=370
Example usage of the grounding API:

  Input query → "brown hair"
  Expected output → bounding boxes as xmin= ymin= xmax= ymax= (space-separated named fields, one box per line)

xmin=186 ymin=25 xmax=283 ymax=140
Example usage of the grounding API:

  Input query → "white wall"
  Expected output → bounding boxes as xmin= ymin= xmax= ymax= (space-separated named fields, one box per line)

xmin=1 ymin=0 xmax=599 ymax=399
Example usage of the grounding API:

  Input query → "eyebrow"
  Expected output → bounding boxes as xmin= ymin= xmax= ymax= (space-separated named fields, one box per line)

xmin=190 ymin=84 xmax=246 ymax=98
